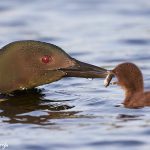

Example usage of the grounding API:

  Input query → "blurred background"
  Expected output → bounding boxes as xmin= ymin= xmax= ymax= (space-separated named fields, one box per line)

xmin=0 ymin=0 xmax=150 ymax=150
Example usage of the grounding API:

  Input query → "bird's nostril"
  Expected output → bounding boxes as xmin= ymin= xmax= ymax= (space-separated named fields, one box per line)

xmin=41 ymin=55 xmax=52 ymax=64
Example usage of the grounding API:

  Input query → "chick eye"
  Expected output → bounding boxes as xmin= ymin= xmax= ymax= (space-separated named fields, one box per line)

xmin=41 ymin=55 xmax=52 ymax=64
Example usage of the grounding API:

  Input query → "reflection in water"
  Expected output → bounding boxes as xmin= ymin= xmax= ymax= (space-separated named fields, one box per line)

xmin=0 ymin=88 xmax=79 ymax=125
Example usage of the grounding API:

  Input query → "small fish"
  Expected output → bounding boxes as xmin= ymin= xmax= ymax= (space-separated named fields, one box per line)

xmin=104 ymin=71 xmax=114 ymax=87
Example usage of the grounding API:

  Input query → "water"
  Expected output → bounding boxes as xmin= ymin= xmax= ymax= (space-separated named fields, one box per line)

xmin=0 ymin=0 xmax=150 ymax=150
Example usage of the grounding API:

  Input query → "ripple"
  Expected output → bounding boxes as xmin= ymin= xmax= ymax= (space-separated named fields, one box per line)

xmin=89 ymin=140 xmax=145 ymax=146
xmin=120 ymin=39 xmax=150 ymax=45
xmin=117 ymin=114 xmax=143 ymax=121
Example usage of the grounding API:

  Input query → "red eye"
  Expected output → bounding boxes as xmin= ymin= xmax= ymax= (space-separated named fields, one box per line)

xmin=41 ymin=55 xmax=52 ymax=64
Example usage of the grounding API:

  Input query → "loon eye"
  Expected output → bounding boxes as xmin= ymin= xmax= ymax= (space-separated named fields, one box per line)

xmin=41 ymin=55 xmax=52 ymax=64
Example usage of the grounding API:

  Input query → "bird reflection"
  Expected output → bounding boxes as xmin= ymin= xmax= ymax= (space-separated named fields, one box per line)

xmin=0 ymin=88 xmax=79 ymax=125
